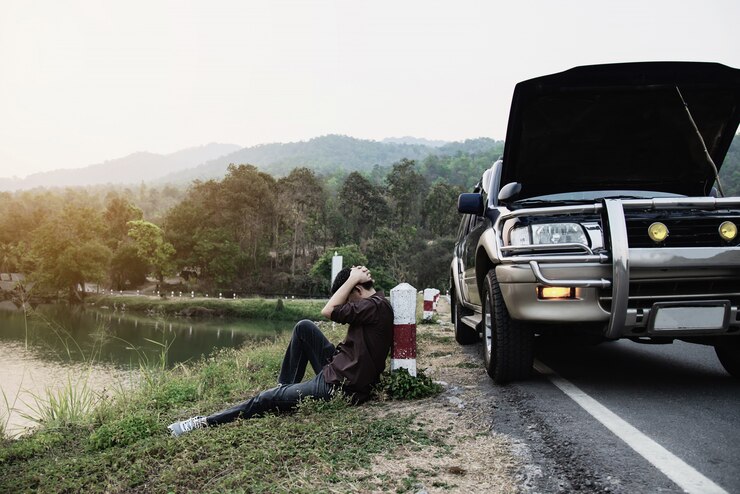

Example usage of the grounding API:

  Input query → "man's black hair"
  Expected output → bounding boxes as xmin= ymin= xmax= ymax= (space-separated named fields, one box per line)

xmin=331 ymin=267 xmax=374 ymax=295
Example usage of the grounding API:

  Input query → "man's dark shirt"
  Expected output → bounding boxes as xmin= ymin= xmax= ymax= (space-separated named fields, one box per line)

xmin=323 ymin=291 xmax=393 ymax=402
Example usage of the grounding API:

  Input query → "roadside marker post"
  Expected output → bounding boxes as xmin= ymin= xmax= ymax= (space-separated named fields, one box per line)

xmin=422 ymin=288 xmax=440 ymax=321
xmin=331 ymin=252 xmax=343 ymax=286
xmin=390 ymin=283 xmax=417 ymax=376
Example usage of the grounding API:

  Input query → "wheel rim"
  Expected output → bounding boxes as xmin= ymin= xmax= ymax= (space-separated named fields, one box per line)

xmin=484 ymin=294 xmax=493 ymax=359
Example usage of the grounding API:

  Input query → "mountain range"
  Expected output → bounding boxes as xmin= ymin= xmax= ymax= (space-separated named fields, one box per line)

xmin=0 ymin=135 xmax=500 ymax=191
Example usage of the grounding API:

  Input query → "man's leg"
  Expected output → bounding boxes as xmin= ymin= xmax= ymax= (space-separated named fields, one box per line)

xmin=278 ymin=319 xmax=335 ymax=385
xmin=205 ymin=370 xmax=335 ymax=426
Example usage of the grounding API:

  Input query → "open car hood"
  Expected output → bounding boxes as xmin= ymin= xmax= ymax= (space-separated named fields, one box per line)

xmin=500 ymin=62 xmax=740 ymax=200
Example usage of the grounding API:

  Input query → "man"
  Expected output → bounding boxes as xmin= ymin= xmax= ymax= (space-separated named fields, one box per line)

xmin=168 ymin=265 xmax=394 ymax=436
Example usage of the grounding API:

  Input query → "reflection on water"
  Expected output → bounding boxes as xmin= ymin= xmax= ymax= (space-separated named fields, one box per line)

xmin=0 ymin=341 xmax=130 ymax=437
xmin=0 ymin=304 xmax=289 ymax=368
xmin=0 ymin=304 xmax=291 ymax=436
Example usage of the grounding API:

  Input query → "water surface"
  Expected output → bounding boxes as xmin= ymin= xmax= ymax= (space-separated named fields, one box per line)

xmin=0 ymin=304 xmax=290 ymax=368
xmin=0 ymin=303 xmax=291 ymax=436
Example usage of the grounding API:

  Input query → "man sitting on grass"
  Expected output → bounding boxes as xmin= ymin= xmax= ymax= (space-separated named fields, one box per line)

xmin=168 ymin=265 xmax=394 ymax=436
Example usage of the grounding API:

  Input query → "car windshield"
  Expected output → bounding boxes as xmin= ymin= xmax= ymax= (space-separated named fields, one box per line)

xmin=513 ymin=190 xmax=685 ymax=207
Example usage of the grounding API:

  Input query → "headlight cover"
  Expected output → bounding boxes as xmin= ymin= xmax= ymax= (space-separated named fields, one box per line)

xmin=510 ymin=223 xmax=589 ymax=246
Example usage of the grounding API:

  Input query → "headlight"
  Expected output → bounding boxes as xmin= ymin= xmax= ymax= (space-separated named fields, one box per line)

xmin=510 ymin=223 xmax=589 ymax=246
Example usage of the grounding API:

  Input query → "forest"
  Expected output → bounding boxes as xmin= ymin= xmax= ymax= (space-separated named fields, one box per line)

xmin=0 ymin=142 xmax=505 ymax=301
xmin=1 ymin=134 xmax=738 ymax=302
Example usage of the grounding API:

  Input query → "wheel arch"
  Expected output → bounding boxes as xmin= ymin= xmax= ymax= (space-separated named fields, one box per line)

xmin=475 ymin=247 xmax=495 ymax=303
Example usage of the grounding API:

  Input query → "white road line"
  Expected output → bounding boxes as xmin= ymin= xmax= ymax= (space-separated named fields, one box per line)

xmin=533 ymin=360 xmax=729 ymax=494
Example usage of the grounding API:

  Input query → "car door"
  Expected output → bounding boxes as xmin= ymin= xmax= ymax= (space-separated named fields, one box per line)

xmin=462 ymin=212 xmax=486 ymax=308
xmin=460 ymin=162 xmax=500 ymax=309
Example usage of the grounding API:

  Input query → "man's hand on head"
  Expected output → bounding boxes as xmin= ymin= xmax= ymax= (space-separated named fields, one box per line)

xmin=321 ymin=265 xmax=373 ymax=319
xmin=350 ymin=265 xmax=373 ymax=285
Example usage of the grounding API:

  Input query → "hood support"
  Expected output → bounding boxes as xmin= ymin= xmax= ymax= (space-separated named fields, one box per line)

xmin=675 ymin=85 xmax=725 ymax=197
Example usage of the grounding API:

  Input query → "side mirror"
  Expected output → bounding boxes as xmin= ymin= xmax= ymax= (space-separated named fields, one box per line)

xmin=458 ymin=193 xmax=484 ymax=215
xmin=498 ymin=182 xmax=522 ymax=204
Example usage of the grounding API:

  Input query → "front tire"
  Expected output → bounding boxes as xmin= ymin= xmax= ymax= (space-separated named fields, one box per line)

xmin=715 ymin=339 xmax=740 ymax=378
xmin=452 ymin=288 xmax=478 ymax=345
xmin=482 ymin=269 xmax=534 ymax=383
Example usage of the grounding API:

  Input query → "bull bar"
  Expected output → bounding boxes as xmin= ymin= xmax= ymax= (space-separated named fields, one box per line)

xmin=494 ymin=197 xmax=740 ymax=338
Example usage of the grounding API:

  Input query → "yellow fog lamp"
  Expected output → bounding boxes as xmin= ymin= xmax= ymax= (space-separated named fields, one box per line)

xmin=719 ymin=221 xmax=737 ymax=241
xmin=537 ymin=286 xmax=575 ymax=300
xmin=648 ymin=222 xmax=669 ymax=243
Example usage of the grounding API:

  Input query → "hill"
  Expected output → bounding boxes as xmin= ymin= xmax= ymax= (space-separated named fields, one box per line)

xmin=157 ymin=135 xmax=500 ymax=184
xmin=0 ymin=143 xmax=241 ymax=191
xmin=0 ymin=136 xmax=503 ymax=191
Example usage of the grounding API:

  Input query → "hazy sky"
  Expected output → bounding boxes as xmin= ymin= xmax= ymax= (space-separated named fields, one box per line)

xmin=1 ymin=0 xmax=739 ymax=178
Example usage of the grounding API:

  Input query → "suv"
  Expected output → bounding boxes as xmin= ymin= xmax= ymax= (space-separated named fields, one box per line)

xmin=451 ymin=62 xmax=740 ymax=383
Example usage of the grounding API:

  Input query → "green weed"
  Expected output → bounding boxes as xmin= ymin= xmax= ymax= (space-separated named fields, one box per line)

xmin=87 ymin=412 xmax=160 ymax=451
xmin=19 ymin=374 xmax=102 ymax=428
xmin=375 ymin=368 xmax=443 ymax=400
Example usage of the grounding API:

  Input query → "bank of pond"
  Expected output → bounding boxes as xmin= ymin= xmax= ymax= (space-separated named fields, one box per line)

xmin=90 ymin=294 xmax=325 ymax=323
xmin=0 ymin=297 xmax=325 ymax=369
xmin=0 ymin=310 xmax=441 ymax=493
xmin=0 ymin=298 xmax=326 ymax=438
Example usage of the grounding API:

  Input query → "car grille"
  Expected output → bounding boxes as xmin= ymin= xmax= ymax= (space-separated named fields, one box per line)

xmin=599 ymin=279 xmax=740 ymax=311
xmin=625 ymin=216 xmax=740 ymax=248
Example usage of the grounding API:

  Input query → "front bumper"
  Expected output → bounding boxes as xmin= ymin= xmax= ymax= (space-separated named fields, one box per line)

xmin=494 ymin=198 xmax=740 ymax=338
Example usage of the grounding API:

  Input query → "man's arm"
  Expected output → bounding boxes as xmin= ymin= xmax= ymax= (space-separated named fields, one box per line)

xmin=320 ymin=266 xmax=372 ymax=319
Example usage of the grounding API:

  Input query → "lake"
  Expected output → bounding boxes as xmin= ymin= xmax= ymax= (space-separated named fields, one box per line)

xmin=0 ymin=303 xmax=291 ymax=436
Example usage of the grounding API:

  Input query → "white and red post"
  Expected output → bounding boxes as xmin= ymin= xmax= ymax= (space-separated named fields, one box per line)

xmin=390 ymin=283 xmax=417 ymax=376
xmin=422 ymin=288 xmax=441 ymax=321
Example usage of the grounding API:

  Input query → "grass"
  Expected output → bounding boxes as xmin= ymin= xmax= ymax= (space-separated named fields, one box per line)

xmin=19 ymin=374 xmax=102 ymax=427
xmin=90 ymin=295 xmax=325 ymax=322
xmin=0 ymin=322 xmax=447 ymax=493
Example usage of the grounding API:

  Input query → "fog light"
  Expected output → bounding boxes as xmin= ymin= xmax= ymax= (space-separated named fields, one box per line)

xmin=719 ymin=221 xmax=737 ymax=241
xmin=538 ymin=286 xmax=575 ymax=300
xmin=648 ymin=222 xmax=669 ymax=243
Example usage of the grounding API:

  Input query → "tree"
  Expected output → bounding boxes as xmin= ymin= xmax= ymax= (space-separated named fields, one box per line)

xmin=0 ymin=243 xmax=18 ymax=273
xmin=126 ymin=220 xmax=176 ymax=283
xmin=423 ymin=179 xmax=463 ymax=237
xmin=365 ymin=226 xmax=420 ymax=286
xmin=191 ymin=228 xmax=242 ymax=286
xmin=104 ymin=195 xmax=144 ymax=245
xmin=337 ymin=172 xmax=389 ymax=243
xmin=109 ymin=242 xmax=149 ymax=290
xmin=277 ymin=168 xmax=328 ymax=277
xmin=30 ymin=204 xmax=112 ymax=301
xmin=409 ymin=237 xmax=455 ymax=290
xmin=217 ymin=165 xmax=277 ymax=273
xmin=309 ymin=245 xmax=369 ymax=293
xmin=385 ymin=158 xmax=427 ymax=228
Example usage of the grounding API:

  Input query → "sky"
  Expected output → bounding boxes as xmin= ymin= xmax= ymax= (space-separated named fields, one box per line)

xmin=1 ymin=0 xmax=739 ymax=178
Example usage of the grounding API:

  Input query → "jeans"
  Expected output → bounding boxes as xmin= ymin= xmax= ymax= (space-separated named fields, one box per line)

xmin=206 ymin=320 xmax=337 ymax=426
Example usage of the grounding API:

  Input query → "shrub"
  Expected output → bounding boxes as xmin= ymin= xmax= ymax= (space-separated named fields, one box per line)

xmin=374 ymin=368 xmax=442 ymax=400
xmin=87 ymin=412 xmax=160 ymax=451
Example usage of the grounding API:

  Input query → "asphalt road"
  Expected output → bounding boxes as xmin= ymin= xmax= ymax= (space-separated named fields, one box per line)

xmin=476 ymin=338 xmax=740 ymax=493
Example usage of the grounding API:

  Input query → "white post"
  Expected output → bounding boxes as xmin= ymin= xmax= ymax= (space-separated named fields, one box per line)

xmin=423 ymin=288 xmax=436 ymax=321
xmin=390 ymin=282 xmax=417 ymax=376
xmin=331 ymin=252 xmax=343 ymax=287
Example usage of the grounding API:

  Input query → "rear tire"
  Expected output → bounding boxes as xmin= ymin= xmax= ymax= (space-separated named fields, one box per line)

xmin=452 ymin=289 xmax=478 ymax=345
xmin=715 ymin=339 xmax=740 ymax=378
xmin=482 ymin=269 xmax=534 ymax=383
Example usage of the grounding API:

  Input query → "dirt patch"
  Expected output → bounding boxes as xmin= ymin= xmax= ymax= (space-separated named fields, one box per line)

xmin=343 ymin=298 xmax=520 ymax=493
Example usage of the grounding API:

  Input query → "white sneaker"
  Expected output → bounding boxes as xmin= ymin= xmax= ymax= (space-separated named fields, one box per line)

xmin=168 ymin=416 xmax=208 ymax=437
